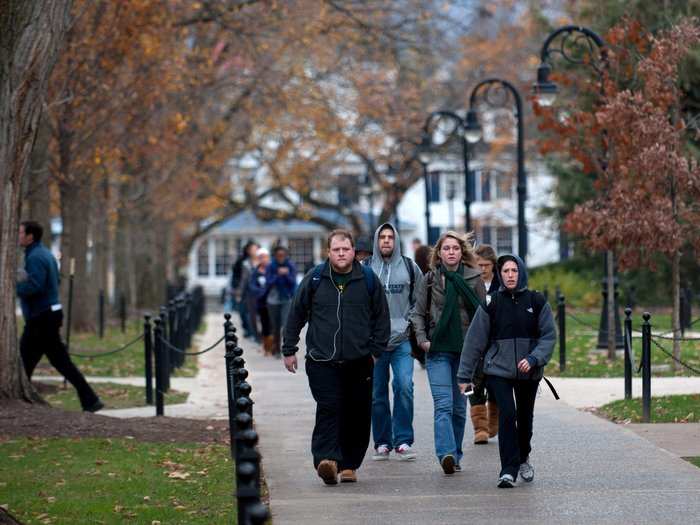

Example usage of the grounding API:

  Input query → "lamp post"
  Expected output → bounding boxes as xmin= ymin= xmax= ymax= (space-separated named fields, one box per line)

xmin=533 ymin=25 xmax=622 ymax=351
xmin=464 ymin=79 xmax=527 ymax=262
xmin=417 ymin=137 xmax=434 ymax=245
xmin=422 ymin=111 xmax=477 ymax=234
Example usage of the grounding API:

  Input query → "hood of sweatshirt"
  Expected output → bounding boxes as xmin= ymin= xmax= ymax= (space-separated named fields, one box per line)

xmin=497 ymin=253 xmax=528 ymax=292
xmin=369 ymin=222 xmax=420 ymax=349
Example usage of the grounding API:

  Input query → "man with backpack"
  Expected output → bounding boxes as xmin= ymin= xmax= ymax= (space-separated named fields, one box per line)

xmin=368 ymin=223 xmax=423 ymax=461
xmin=457 ymin=254 xmax=556 ymax=488
xmin=283 ymin=229 xmax=390 ymax=485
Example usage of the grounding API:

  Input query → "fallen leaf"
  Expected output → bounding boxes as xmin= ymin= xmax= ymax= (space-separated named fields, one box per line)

xmin=143 ymin=496 xmax=151 ymax=501
xmin=168 ymin=471 xmax=190 ymax=480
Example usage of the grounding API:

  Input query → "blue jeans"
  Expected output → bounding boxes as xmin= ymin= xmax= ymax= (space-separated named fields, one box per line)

xmin=372 ymin=340 xmax=414 ymax=449
xmin=425 ymin=351 xmax=466 ymax=463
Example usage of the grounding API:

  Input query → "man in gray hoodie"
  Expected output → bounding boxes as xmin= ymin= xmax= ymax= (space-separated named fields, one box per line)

xmin=369 ymin=223 xmax=423 ymax=461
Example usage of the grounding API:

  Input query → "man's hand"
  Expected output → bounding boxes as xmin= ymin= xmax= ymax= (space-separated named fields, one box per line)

xmin=517 ymin=358 xmax=531 ymax=373
xmin=420 ymin=341 xmax=431 ymax=352
xmin=284 ymin=355 xmax=298 ymax=373
xmin=278 ymin=267 xmax=290 ymax=275
xmin=16 ymin=268 xmax=28 ymax=283
xmin=459 ymin=383 xmax=472 ymax=394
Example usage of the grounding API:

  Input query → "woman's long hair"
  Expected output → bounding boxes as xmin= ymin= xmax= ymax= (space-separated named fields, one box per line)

xmin=429 ymin=230 xmax=477 ymax=270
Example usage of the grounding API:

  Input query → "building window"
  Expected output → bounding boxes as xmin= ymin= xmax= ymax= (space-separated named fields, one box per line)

xmin=496 ymin=226 xmax=513 ymax=254
xmin=495 ymin=172 xmax=513 ymax=199
xmin=288 ymin=237 xmax=314 ymax=271
xmin=428 ymin=172 xmax=440 ymax=203
xmin=480 ymin=171 xmax=491 ymax=202
xmin=197 ymin=242 xmax=209 ymax=276
xmin=215 ymin=238 xmax=233 ymax=276
xmin=480 ymin=225 xmax=492 ymax=246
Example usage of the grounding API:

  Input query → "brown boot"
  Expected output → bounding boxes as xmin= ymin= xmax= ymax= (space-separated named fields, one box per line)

xmin=263 ymin=335 xmax=275 ymax=356
xmin=317 ymin=459 xmax=338 ymax=485
xmin=470 ymin=404 xmax=489 ymax=444
xmin=487 ymin=401 xmax=499 ymax=438
xmin=339 ymin=469 xmax=357 ymax=483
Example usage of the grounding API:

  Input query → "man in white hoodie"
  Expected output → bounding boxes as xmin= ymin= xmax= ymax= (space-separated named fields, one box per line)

xmin=369 ymin=223 xmax=424 ymax=461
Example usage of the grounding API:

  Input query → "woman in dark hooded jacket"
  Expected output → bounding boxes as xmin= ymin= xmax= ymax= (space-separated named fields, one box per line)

xmin=457 ymin=254 xmax=555 ymax=488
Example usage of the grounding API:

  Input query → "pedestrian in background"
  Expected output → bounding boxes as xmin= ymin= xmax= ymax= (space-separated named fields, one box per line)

xmin=232 ymin=241 xmax=258 ymax=338
xmin=414 ymin=244 xmax=431 ymax=275
xmin=410 ymin=231 xmax=485 ymax=474
xmin=470 ymin=243 xmax=501 ymax=443
xmin=369 ymin=223 xmax=423 ymax=462
xmin=283 ymin=229 xmax=390 ymax=485
xmin=354 ymin=236 xmax=373 ymax=263
xmin=249 ymin=248 xmax=273 ymax=354
xmin=16 ymin=221 xmax=103 ymax=412
xmin=266 ymin=245 xmax=297 ymax=357
xmin=458 ymin=254 xmax=555 ymax=488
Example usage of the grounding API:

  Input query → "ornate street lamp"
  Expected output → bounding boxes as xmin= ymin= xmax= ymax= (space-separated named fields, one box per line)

xmin=533 ymin=24 xmax=621 ymax=350
xmin=418 ymin=135 xmax=435 ymax=245
xmin=422 ymin=110 xmax=474 ymax=233
xmin=466 ymin=79 xmax=527 ymax=262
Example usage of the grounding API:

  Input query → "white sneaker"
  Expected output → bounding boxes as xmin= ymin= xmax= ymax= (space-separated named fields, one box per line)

xmin=497 ymin=473 xmax=515 ymax=488
xmin=519 ymin=461 xmax=534 ymax=482
xmin=372 ymin=444 xmax=390 ymax=461
xmin=395 ymin=443 xmax=416 ymax=461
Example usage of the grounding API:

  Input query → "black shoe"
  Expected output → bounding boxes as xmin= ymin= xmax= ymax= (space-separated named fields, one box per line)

xmin=441 ymin=454 xmax=455 ymax=475
xmin=84 ymin=399 xmax=104 ymax=413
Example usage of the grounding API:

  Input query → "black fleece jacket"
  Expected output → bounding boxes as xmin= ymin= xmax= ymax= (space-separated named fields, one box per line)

xmin=282 ymin=260 xmax=390 ymax=361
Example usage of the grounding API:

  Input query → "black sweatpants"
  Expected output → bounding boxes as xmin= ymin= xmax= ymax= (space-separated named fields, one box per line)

xmin=486 ymin=375 xmax=540 ymax=478
xmin=305 ymin=356 xmax=374 ymax=471
xmin=20 ymin=309 xmax=99 ymax=410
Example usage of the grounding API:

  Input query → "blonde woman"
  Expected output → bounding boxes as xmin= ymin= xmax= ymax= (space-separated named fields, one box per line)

xmin=410 ymin=231 xmax=486 ymax=474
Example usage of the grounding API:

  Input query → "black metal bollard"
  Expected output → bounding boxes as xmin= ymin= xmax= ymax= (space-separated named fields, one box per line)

xmin=153 ymin=318 xmax=165 ymax=416
xmin=144 ymin=314 xmax=154 ymax=405
xmin=247 ymin=502 xmax=271 ymax=525
xmin=558 ymin=295 xmax=566 ymax=373
xmin=168 ymin=300 xmax=177 ymax=371
xmin=120 ymin=293 xmax=127 ymax=333
xmin=98 ymin=289 xmax=105 ymax=338
xmin=160 ymin=307 xmax=170 ymax=391
xmin=623 ymin=308 xmax=633 ymax=400
xmin=224 ymin=315 xmax=240 ymax=457
xmin=641 ymin=312 xmax=652 ymax=423
xmin=234 ymin=412 xmax=254 ymax=520
xmin=543 ymin=286 xmax=549 ymax=304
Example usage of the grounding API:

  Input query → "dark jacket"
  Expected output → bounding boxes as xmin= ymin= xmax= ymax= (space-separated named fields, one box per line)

xmin=282 ymin=260 xmax=390 ymax=361
xmin=457 ymin=254 xmax=555 ymax=382
xmin=265 ymin=258 xmax=297 ymax=303
xmin=16 ymin=241 xmax=61 ymax=319
xmin=410 ymin=263 xmax=486 ymax=347
xmin=248 ymin=266 xmax=269 ymax=309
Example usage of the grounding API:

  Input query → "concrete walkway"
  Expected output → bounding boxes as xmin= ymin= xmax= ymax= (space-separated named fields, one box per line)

xmin=44 ymin=313 xmax=700 ymax=523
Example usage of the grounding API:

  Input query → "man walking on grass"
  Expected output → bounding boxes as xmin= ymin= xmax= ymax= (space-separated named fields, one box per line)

xmin=369 ymin=223 xmax=423 ymax=461
xmin=283 ymin=229 xmax=390 ymax=485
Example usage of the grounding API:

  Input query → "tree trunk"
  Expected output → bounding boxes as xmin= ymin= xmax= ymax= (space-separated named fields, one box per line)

xmin=607 ymin=250 xmax=616 ymax=360
xmin=59 ymin=177 xmax=94 ymax=331
xmin=0 ymin=0 xmax=72 ymax=401
xmin=22 ymin=115 xmax=53 ymax=241
xmin=672 ymin=250 xmax=681 ymax=372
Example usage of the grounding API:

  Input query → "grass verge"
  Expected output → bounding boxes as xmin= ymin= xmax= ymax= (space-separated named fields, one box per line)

xmin=38 ymin=382 xmax=188 ymax=411
xmin=597 ymin=394 xmax=700 ymax=423
xmin=685 ymin=457 xmax=700 ymax=469
xmin=0 ymin=437 xmax=234 ymax=524
xmin=544 ymin=310 xmax=700 ymax=378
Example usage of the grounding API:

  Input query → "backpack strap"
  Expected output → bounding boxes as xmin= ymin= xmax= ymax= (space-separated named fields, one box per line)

xmin=402 ymin=255 xmax=416 ymax=307
xmin=361 ymin=264 xmax=376 ymax=297
xmin=424 ymin=271 xmax=434 ymax=338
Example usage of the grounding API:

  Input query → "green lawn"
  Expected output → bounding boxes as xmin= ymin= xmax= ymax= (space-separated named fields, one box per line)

xmin=686 ymin=457 xmax=700 ymax=469
xmin=545 ymin=310 xmax=700 ymax=378
xmin=0 ymin=437 xmax=235 ymax=524
xmin=33 ymin=321 xmax=201 ymax=378
xmin=597 ymin=394 xmax=700 ymax=423
xmin=38 ymin=382 xmax=188 ymax=411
